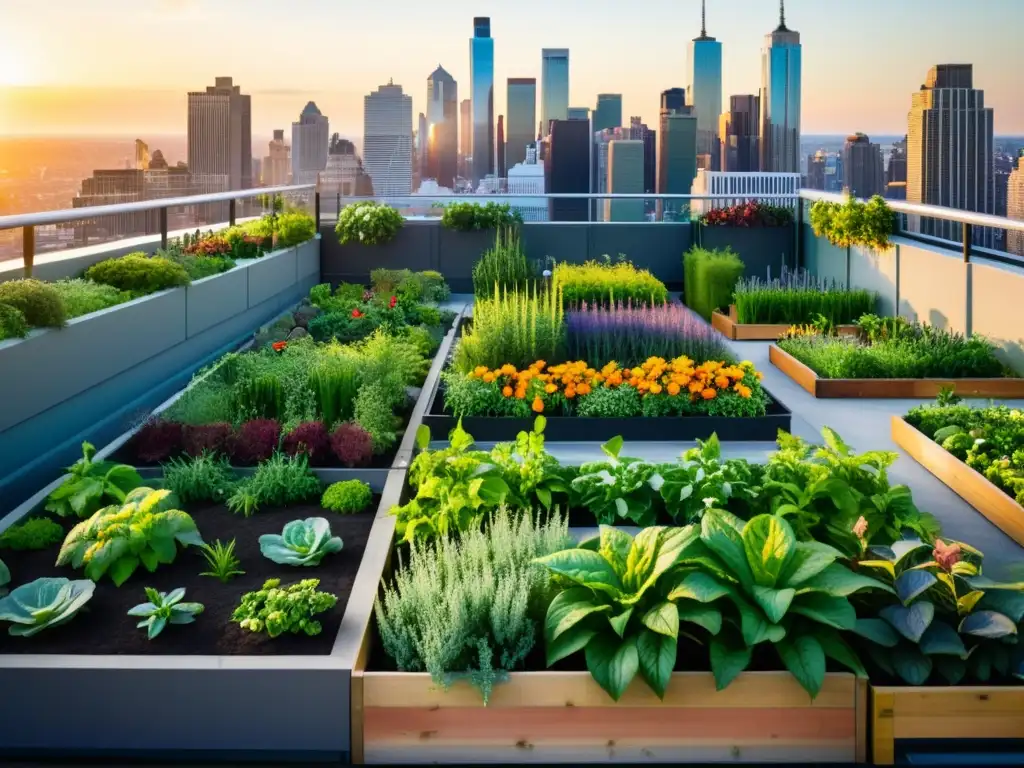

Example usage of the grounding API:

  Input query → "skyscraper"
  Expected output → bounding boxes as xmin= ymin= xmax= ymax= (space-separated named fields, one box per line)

xmin=885 ymin=137 xmax=908 ymax=200
xmin=363 ymin=80 xmax=413 ymax=196
xmin=843 ymin=133 xmax=884 ymax=199
xmin=544 ymin=119 xmax=589 ymax=221
xmin=416 ymin=112 xmax=428 ymax=187
xmin=657 ymin=103 xmax=698 ymax=221
xmin=135 ymin=139 xmax=150 ymax=171
xmin=497 ymin=115 xmax=506 ymax=181
xmin=661 ymin=88 xmax=686 ymax=113
xmin=627 ymin=117 xmax=657 ymax=196
xmin=907 ymin=64 xmax=995 ymax=246
xmin=567 ymin=107 xmax=591 ymax=121
xmin=187 ymin=76 xmax=252 ymax=191
xmin=541 ymin=49 xmax=570 ymax=136
xmin=470 ymin=17 xmax=495 ymax=186
xmin=720 ymin=95 xmax=759 ymax=172
xmin=759 ymin=1 xmax=801 ymax=173
xmin=506 ymin=78 xmax=537 ymax=170
xmin=291 ymin=102 xmax=329 ymax=186
xmin=594 ymin=94 xmax=623 ymax=132
xmin=459 ymin=98 xmax=471 ymax=178
xmin=427 ymin=65 xmax=458 ymax=189
xmin=1008 ymin=153 xmax=1024 ymax=256
xmin=263 ymin=129 xmax=291 ymax=187
xmin=689 ymin=0 xmax=723 ymax=171
xmin=605 ymin=140 xmax=646 ymax=222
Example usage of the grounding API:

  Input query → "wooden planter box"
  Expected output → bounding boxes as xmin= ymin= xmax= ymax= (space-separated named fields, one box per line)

xmin=871 ymin=685 xmax=1024 ymax=765
xmin=891 ymin=415 xmax=1024 ymax=546
xmin=769 ymin=344 xmax=1024 ymax=399
xmin=712 ymin=305 xmax=859 ymax=341
xmin=353 ymin=669 xmax=867 ymax=764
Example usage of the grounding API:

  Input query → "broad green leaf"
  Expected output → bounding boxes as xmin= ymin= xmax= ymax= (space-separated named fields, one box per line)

xmin=857 ymin=559 xmax=896 ymax=580
xmin=535 ymin=487 xmax=552 ymax=510
xmin=977 ymin=590 xmax=1024 ymax=623
xmin=852 ymin=617 xmax=900 ymax=647
xmin=817 ymin=629 xmax=868 ymax=677
xmin=546 ymin=623 xmax=597 ymax=666
xmin=641 ymin=602 xmax=679 ymax=638
xmin=600 ymin=435 xmax=625 ymax=462
xmin=628 ymin=526 xmax=700 ymax=604
xmin=677 ymin=604 xmax=723 ymax=635
xmin=709 ymin=639 xmax=751 ymax=691
xmin=701 ymin=511 xmax=753 ymax=590
xmin=637 ymin=628 xmax=676 ymax=699
xmin=799 ymin=564 xmax=895 ymax=597
xmin=880 ymin=602 xmax=935 ymax=643
xmin=535 ymin=549 xmax=623 ymax=596
xmin=666 ymin=571 xmax=730 ymax=604
xmin=821 ymin=426 xmax=850 ymax=456
xmin=544 ymin=588 xmax=611 ymax=643
xmin=776 ymin=635 xmax=826 ymax=699
xmin=108 ymin=554 xmax=140 ymax=587
xmin=790 ymin=593 xmax=857 ymax=630
xmin=895 ymin=570 xmax=938 ymax=605
xmin=138 ymin=548 xmax=159 ymax=572
xmin=584 ymin=634 xmax=639 ymax=701
xmin=742 ymin=515 xmax=796 ymax=588
xmin=959 ymin=610 xmax=1018 ymax=639
xmin=738 ymin=599 xmax=786 ymax=645
xmin=753 ymin=585 xmax=796 ymax=624
xmin=608 ymin=607 xmax=634 ymax=638
xmin=415 ymin=424 xmax=430 ymax=451
xmin=892 ymin=645 xmax=933 ymax=685
xmin=599 ymin=527 xmax=635 ymax=578
xmin=919 ymin=621 xmax=967 ymax=657
xmin=779 ymin=541 xmax=842 ymax=587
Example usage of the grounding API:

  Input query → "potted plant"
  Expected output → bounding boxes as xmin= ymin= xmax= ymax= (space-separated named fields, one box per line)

xmin=696 ymin=201 xmax=796 ymax=278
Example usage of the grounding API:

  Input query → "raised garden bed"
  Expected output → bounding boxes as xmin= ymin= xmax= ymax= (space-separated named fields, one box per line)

xmin=870 ymin=685 xmax=1024 ymax=765
xmin=712 ymin=305 xmax=859 ymax=341
xmin=353 ymin=664 xmax=866 ymax=763
xmin=769 ymin=344 xmax=1024 ymax=399
xmin=890 ymin=415 xmax=1024 ymax=546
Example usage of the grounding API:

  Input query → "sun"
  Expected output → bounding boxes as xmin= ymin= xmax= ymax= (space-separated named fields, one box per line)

xmin=0 ymin=39 xmax=34 ymax=86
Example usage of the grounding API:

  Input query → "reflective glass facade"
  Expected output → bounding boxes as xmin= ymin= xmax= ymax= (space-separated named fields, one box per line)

xmin=506 ymin=78 xmax=536 ymax=169
xmin=760 ymin=26 xmax=801 ymax=173
xmin=593 ymin=94 xmax=622 ymax=132
xmin=689 ymin=38 xmax=722 ymax=170
xmin=470 ymin=17 xmax=494 ymax=186
xmin=541 ymin=49 xmax=569 ymax=137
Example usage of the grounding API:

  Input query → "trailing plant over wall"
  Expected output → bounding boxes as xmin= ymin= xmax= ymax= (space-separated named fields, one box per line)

xmin=441 ymin=201 xmax=523 ymax=231
xmin=809 ymin=194 xmax=896 ymax=251
xmin=335 ymin=201 xmax=404 ymax=246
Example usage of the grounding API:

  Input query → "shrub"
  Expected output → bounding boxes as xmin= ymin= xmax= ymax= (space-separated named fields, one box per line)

xmin=308 ymin=309 xmax=382 ymax=344
xmin=441 ymin=201 xmax=522 ymax=231
xmin=275 ymin=211 xmax=317 ymax=247
xmin=0 ymin=279 xmax=66 ymax=327
xmin=161 ymin=452 xmax=236 ymax=504
xmin=50 ymin=278 xmax=131 ymax=319
xmin=553 ymin=259 xmax=668 ymax=306
xmin=733 ymin=265 xmax=877 ymax=324
xmin=132 ymin=420 xmax=185 ymax=464
xmin=309 ymin=283 xmax=333 ymax=307
xmin=0 ymin=517 xmax=64 ymax=551
xmin=282 ymin=421 xmax=331 ymax=464
xmin=354 ymin=382 xmax=401 ymax=454
xmin=700 ymin=201 xmax=794 ymax=227
xmin=417 ymin=270 xmax=450 ymax=303
xmin=226 ymin=453 xmax=322 ymax=517
xmin=321 ymin=480 xmax=373 ymax=514
xmin=163 ymin=379 xmax=235 ymax=425
xmin=809 ymin=194 xmax=895 ymax=251
xmin=230 ymin=419 xmax=281 ymax=465
xmin=472 ymin=228 xmax=533 ymax=296
xmin=167 ymin=253 xmax=236 ymax=280
xmin=0 ymin=303 xmax=28 ymax=340
xmin=370 ymin=268 xmax=414 ymax=295
xmin=330 ymin=423 xmax=374 ymax=467
xmin=683 ymin=246 xmax=744 ymax=320
xmin=335 ymin=201 xmax=403 ymax=245
xmin=85 ymin=253 xmax=191 ymax=294
xmin=182 ymin=423 xmax=234 ymax=457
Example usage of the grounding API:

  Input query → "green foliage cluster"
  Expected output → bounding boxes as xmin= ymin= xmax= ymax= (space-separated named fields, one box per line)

xmin=85 ymin=253 xmax=191 ymax=295
xmin=45 ymin=442 xmax=144 ymax=519
xmin=232 ymin=578 xmax=337 ymax=637
xmin=226 ymin=453 xmax=322 ymax=517
xmin=0 ymin=577 xmax=95 ymax=637
xmin=441 ymin=201 xmax=523 ymax=232
xmin=0 ymin=279 xmax=66 ymax=327
xmin=683 ymin=246 xmax=745 ymax=321
xmin=0 ymin=517 xmax=64 ymax=551
xmin=375 ymin=506 xmax=572 ymax=703
xmin=199 ymin=539 xmax=245 ymax=583
xmin=0 ymin=302 xmax=28 ymax=340
xmin=321 ymin=479 xmax=373 ymax=514
xmin=809 ymin=195 xmax=896 ymax=251
xmin=274 ymin=210 xmax=318 ymax=247
xmin=161 ymin=452 xmax=236 ymax=505
xmin=472 ymin=228 xmax=534 ymax=297
xmin=778 ymin=315 xmax=1011 ymax=380
xmin=369 ymin=268 xmax=451 ymax=304
xmin=50 ymin=279 xmax=133 ymax=319
xmin=553 ymin=258 xmax=668 ymax=306
xmin=733 ymin=266 xmax=877 ymax=325
xmin=335 ymin=201 xmax=404 ymax=246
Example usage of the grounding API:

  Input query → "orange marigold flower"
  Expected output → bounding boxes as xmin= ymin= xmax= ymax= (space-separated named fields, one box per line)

xmin=545 ymin=383 xmax=558 ymax=394
xmin=736 ymin=384 xmax=752 ymax=398
xmin=534 ymin=360 xmax=546 ymax=370
xmin=755 ymin=371 xmax=764 ymax=380
xmin=473 ymin=366 xmax=488 ymax=377
xmin=577 ymin=382 xmax=592 ymax=396
xmin=715 ymin=375 xmax=730 ymax=389
xmin=688 ymin=381 xmax=704 ymax=394
xmin=482 ymin=372 xmax=495 ymax=383
xmin=502 ymin=385 xmax=513 ymax=397
xmin=649 ymin=383 xmax=663 ymax=394
xmin=565 ymin=386 xmax=577 ymax=399
xmin=667 ymin=382 xmax=681 ymax=396
xmin=531 ymin=396 xmax=545 ymax=413
xmin=701 ymin=388 xmax=717 ymax=400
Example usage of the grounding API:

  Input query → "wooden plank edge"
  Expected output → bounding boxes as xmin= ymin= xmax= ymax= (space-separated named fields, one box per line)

xmin=871 ymin=688 xmax=896 ymax=766
xmin=711 ymin=310 xmax=738 ymax=340
xmin=855 ymin=676 xmax=868 ymax=764
xmin=769 ymin=343 xmax=819 ymax=397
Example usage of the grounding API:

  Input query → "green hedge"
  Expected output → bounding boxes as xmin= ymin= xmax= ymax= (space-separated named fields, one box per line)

xmin=683 ymin=246 xmax=744 ymax=321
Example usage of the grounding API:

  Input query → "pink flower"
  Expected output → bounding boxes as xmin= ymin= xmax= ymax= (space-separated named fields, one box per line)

xmin=933 ymin=540 xmax=962 ymax=572
xmin=852 ymin=516 xmax=868 ymax=540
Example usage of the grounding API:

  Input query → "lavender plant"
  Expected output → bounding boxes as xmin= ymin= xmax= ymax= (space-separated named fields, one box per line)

xmin=565 ymin=300 xmax=734 ymax=366
xmin=733 ymin=265 xmax=876 ymax=325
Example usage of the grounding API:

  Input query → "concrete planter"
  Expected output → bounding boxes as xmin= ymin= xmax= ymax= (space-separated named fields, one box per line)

xmin=696 ymin=224 xmax=795 ymax=279
xmin=437 ymin=228 xmax=499 ymax=293
xmin=321 ymin=222 xmax=436 ymax=287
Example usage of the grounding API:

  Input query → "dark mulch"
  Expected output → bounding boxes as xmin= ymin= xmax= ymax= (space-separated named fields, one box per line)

xmin=0 ymin=498 xmax=377 ymax=656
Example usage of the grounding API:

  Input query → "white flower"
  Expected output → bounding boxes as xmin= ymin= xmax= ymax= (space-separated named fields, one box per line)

xmin=543 ymin=269 xmax=552 ymax=278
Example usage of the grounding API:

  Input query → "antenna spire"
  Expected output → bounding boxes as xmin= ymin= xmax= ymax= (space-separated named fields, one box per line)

xmin=701 ymin=0 xmax=706 ymax=37
xmin=779 ymin=0 xmax=787 ymax=29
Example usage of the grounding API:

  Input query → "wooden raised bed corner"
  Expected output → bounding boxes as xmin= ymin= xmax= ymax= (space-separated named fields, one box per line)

xmin=353 ymin=668 xmax=867 ymax=764
xmin=712 ymin=305 xmax=858 ymax=341
xmin=891 ymin=415 xmax=1024 ymax=547
xmin=871 ymin=685 xmax=1024 ymax=765
xmin=769 ymin=345 xmax=1024 ymax=399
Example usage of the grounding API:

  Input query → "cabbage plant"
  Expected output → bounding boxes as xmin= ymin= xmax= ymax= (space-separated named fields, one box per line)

xmin=128 ymin=587 xmax=204 ymax=639
xmin=0 ymin=577 xmax=95 ymax=637
xmin=259 ymin=517 xmax=343 ymax=566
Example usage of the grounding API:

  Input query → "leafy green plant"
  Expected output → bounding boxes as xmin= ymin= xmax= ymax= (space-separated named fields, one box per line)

xmin=535 ymin=525 xmax=711 ymax=700
xmin=0 ymin=302 xmax=28 ymax=340
xmin=353 ymin=380 xmax=402 ymax=454
xmin=127 ymin=587 xmax=204 ymax=640
xmin=733 ymin=266 xmax=876 ymax=325
xmin=376 ymin=506 xmax=572 ymax=703
xmin=232 ymin=578 xmax=337 ymax=637
xmin=0 ymin=279 xmax=66 ymax=327
xmin=570 ymin=436 xmax=662 ymax=526
xmin=274 ymin=210 xmax=317 ymax=247
xmin=472 ymin=227 xmax=533 ymax=296
xmin=335 ymin=201 xmax=403 ymax=245
xmin=226 ymin=453 xmax=322 ymax=517
xmin=321 ymin=480 xmax=373 ymax=514
xmin=56 ymin=487 xmax=204 ymax=586
xmin=84 ymin=253 xmax=191 ymax=294
xmin=553 ymin=258 xmax=669 ymax=307
xmin=488 ymin=416 xmax=574 ymax=511
xmin=0 ymin=517 xmax=65 ymax=551
xmin=199 ymin=539 xmax=245 ymax=583
xmin=49 ymin=278 xmax=132 ymax=319
xmin=809 ymin=194 xmax=895 ymax=251
xmin=441 ymin=201 xmax=522 ymax=232
xmin=657 ymin=434 xmax=763 ymax=524
xmin=236 ymin=374 xmax=285 ymax=421
xmin=683 ymin=246 xmax=744 ymax=321
xmin=259 ymin=517 xmax=343 ymax=566
xmin=0 ymin=577 xmax=95 ymax=637
xmin=45 ymin=442 xmax=144 ymax=518
xmin=160 ymin=452 xmax=235 ymax=504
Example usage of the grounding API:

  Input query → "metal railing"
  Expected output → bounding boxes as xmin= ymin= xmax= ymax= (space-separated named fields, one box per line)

xmin=0 ymin=184 xmax=318 ymax=277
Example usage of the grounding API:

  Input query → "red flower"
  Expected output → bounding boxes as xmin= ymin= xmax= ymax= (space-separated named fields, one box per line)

xmin=351 ymin=308 xmax=364 ymax=319
xmin=271 ymin=341 xmax=287 ymax=352
xmin=388 ymin=295 xmax=397 ymax=309
xmin=933 ymin=540 xmax=962 ymax=572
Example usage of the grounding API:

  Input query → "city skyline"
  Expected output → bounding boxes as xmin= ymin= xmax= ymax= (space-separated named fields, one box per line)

xmin=2 ymin=0 xmax=1023 ymax=140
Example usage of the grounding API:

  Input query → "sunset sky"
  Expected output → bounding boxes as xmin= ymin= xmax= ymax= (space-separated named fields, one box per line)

xmin=1 ymin=0 xmax=1021 ymax=141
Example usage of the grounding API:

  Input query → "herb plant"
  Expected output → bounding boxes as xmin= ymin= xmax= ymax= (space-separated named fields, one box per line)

xmin=0 ymin=517 xmax=65 ymax=551
xmin=0 ymin=577 xmax=96 ymax=637
xmin=570 ymin=436 xmax=663 ymax=526
xmin=321 ymin=480 xmax=373 ymax=514
xmin=232 ymin=578 xmax=338 ymax=637
xmin=0 ymin=302 xmax=28 ymax=339
xmin=441 ymin=201 xmax=522 ymax=231
xmin=199 ymin=539 xmax=245 ymax=583
xmin=160 ymin=452 xmax=236 ymax=504
xmin=128 ymin=587 xmax=204 ymax=640
xmin=259 ymin=517 xmax=343 ymax=566
xmin=683 ymin=246 xmax=744 ymax=321
xmin=50 ymin=278 xmax=131 ymax=319
xmin=733 ymin=266 xmax=876 ymax=325
xmin=553 ymin=258 xmax=668 ymax=307
xmin=45 ymin=442 xmax=144 ymax=518
xmin=226 ymin=453 xmax=322 ymax=517
xmin=84 ymin=253 xmax=191 ymax=294
xmin=0 ymin=279 xmax=66 ymax=327
xmin=335 ymin=201 xmax=403 ymax=245
xmin=471 ymin=228 xmax=533 ymax=296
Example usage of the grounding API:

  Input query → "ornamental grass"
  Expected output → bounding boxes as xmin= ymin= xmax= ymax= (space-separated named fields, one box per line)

xmin=733 ymin=265 xmax=876 ymax=325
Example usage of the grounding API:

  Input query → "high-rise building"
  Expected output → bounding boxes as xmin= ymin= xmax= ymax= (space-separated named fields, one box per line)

xmin=657 ymin=104 xmax=698 ymax=221
xmin=541 ymin=49 xmax=570 ymax=136
xmin=806 ymin=151 xmax=825 ymax=190
xmin=426 ymin=65 xmax=459 ymax=189
xmin=187 ymin=76 xmax=253 ymax=192
xmin=470 ymin=17 xmax=495 ymax=186
xmin=759 ymin=1 xmax=801 ymax=173
xmin=363 ymin=80 xmax=413 ymax=196
xmin=544 ymin=119 xmax=589 ymax=221
xmin=416 ymin=112 xmax=428 ymax=186
xmin=594 ymin=94 xmax=623 ymax=132
xmin=497 ymin=115 xmax=506 ymax=181
xmin=507 ymin=149 xmax=547 ymax=222
xmin=135 ymin=139 xmax=150 ymax=171
xmin=506 ymin=78 xmax=537 ymax=170
xmin=320 ymin=134 xmax=374 ymax=197
xmin=1008 ymin=153 xmax=1024 ymax=256
xmin=689 ymin=0 xmax=723 ymax=171
xmin=886 ymin=136 xmax=908 ymax=200
xmin=567 ymin=107 xmax=590 ymax=121
xmin=605 ymin=140 xmax=646 ymax=222
xmin=459 ymin=98 xmax=471 ymax=178
xmin=907 ymin=64 xmax=995 ymax=246
xmin=720 ymin=95 xmax=759 ymax=172
xmin=263 ymin=129 xmax=291 ymax=187
xmin=661 ymin=88 xmax=686 ymax=114
xmin=290 ymin=101 xmax=329 ymax=186
xmin=842 ymin=133 xmax=884 ymax=199
xmin=627 ymin=117 xmax=657 ymax=196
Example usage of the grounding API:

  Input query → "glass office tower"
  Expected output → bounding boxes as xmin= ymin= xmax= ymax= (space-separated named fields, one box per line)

xmin=541 ymin=49 xmax=569 ymax=137
xmin=688 ymin=1 xmax=722 ymax=170
xmin=593 ymin=94 xmax=623 ymax=132
xmin=470 ymin=17 xmax=495 ymax=186
xmin=506 ymin=78 xmax=537 ymax=169
xmin=759 ymin=2 xmax=801 ymax=172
